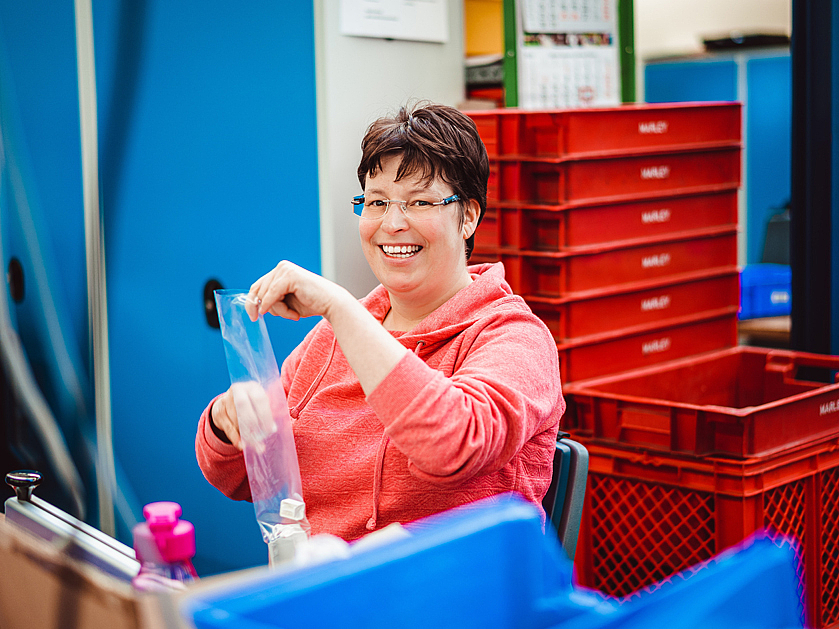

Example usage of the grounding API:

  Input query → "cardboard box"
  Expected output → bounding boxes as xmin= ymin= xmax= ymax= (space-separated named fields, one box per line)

xmin=0 ymin=512 xmax=277 ymax=629
xmin=0 ymin=514 xmax=169 ymax=628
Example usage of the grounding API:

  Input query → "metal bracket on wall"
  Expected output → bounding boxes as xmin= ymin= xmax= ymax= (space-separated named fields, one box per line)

xmin=74 ymin=0 xmax=116 ymax=536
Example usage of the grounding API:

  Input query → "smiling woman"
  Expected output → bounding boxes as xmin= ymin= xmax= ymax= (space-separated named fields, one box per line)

xmin=358 ymin=153 xmax=479 ymax=330
xmin=196 ymin=102 xmax=565 ymax=543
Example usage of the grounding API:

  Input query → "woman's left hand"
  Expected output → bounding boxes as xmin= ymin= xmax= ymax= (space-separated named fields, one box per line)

xmin=245 ymin=260 xmax=351 ymax=322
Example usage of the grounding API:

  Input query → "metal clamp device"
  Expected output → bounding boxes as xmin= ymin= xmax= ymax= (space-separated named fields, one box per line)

xmin=4 ymin=470 xmax=140 ymax=582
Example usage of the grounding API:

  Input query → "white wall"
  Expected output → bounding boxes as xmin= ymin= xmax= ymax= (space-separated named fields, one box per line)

xmin=315 ymin=0 xmax=465 ymax=298
xmin=635 ymin=0 xmax=791 ymax=61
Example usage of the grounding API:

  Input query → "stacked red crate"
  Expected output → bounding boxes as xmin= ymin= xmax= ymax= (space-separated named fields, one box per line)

xmin=469 ymin=105 xmax=839 ymax=627
xmin=467 ymin=103 xmax=742 ymax=383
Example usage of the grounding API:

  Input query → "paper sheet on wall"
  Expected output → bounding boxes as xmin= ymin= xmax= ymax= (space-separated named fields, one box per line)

xmin=517 ymin=0 xmax=620 ymax=109
xmin=340 ymin=0 xmax=449 ymax=44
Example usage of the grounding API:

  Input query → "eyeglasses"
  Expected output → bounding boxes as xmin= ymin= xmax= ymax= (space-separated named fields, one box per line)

xmin=351 ymin=194 xmax=460 ymax=220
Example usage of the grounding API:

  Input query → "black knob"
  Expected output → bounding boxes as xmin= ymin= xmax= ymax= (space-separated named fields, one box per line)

xmin=7 ymin=257 xmax=24 ymax=303
xmin=6 ymin=470 xmax=42 ymax=501
xmin=203 ymin=279 xmax=224 ymax=329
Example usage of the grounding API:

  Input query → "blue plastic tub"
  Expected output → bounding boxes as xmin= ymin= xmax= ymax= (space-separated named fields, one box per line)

xmin=740 ymin=263 xmax=792 ymax=319
xmin=182 ymin=495 xmax=608 ymax=629
xmin=181 ymin=495 xmax=803 ymax=629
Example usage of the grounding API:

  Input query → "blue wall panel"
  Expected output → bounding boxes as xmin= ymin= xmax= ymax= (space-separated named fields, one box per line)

xmin=746 ymin=56 xmax=791 ymax=264
xmin=2 ymin=2 xmax=321 ymax=575
xmin=645 ymin=53 xmax=792 ymax=265
xmin=0 ymin=0 xmax=94 ymax=521
xmin=644 ymin=59 xmax=738 ymax=104
xmin=0 ymin=1 xmax=89 ymax=409
xmin=95 ymin=1 xmax=321 ymax=574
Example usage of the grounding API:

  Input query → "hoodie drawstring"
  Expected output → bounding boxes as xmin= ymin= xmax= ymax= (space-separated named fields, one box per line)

xmin=289 ymin=337 xmax=337 ymax=419
xmin=366 ymin=433 xmax=389 ymax=530
xmin=367 ymin=339 xmax=426 ymax=531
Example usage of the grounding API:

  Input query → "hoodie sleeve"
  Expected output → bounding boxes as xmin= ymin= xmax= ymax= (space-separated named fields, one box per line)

xmin=366 ymin=307 xmax=563 ymax=485
xmin=195 ymin=396 xmax=252 ymax=501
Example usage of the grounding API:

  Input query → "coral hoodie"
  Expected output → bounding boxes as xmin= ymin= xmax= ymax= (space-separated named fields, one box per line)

xmin=196 ymin=262 xmax=564 ymax=541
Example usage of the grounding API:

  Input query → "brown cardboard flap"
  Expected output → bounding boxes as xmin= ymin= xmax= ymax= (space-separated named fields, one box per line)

xmin=0 ymin=514 xmax=172 ymax=629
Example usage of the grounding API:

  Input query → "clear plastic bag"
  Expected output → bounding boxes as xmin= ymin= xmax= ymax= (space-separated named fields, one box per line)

xmin=214 ymin=290 xmax=310 ymax=557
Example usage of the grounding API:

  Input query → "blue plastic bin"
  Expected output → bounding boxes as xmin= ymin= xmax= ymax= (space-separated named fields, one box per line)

xmin=740 ymin=263 xmax=792 ymax=319
xmin=181 ymin=496 xmax=803 ymax=629
xmin=574 ymin=535 xmax=804 ymax=629
xmin=182 ymin=495 xmax=611 ymax=629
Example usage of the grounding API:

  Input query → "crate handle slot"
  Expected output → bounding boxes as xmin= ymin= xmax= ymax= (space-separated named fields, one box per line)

xmin=765 ymin=350 xmax=839 ymax=385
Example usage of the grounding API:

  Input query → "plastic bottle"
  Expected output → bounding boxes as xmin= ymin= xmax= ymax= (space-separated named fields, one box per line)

xmin=132 ymin=502 xmax=198 ymax=591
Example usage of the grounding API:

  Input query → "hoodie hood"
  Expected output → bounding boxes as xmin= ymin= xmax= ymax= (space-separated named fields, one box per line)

xmin=359 ymin=262 xmax=520 ymax=352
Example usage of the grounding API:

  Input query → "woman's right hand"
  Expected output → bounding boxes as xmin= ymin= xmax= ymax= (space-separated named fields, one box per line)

xmin=211 ymin=389 xmax=243 ymax=450
xmin=211 ymin=382 xmax=276 ymax=452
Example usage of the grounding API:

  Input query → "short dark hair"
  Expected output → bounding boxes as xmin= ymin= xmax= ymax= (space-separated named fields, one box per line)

xmin=357 ymin=102 xmax=489 ymax=260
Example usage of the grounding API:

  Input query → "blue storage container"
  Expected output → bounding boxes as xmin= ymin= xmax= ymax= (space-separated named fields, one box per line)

xmin=180 ymin=495 xmax=803 ymax=629
xmin=584 ymin=535 xmax=804 ymax=629
xmin=740 ymin=263 xmax=792 ymax=319
xmin=182 ymin=495 xmax=612 ymax=629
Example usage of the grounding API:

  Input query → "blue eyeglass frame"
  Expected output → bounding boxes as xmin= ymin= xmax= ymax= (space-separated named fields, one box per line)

xmin=351 ymin=194 xmax=460 ymax=217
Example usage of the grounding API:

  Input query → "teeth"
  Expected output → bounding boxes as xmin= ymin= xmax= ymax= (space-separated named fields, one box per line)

xmin=382 ymin=245 xmax=421 ymax=258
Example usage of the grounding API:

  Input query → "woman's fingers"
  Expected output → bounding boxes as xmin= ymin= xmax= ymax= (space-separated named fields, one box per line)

xmin=231 ymin=382 xmax=276 ymax=445
xmin=258 ymin=264 xmax=297 ymax=315
xmin=246 ymin=261 xmax=336 ymax=322
xmin=246 ymin=263 xmax=295 ymax=321
xmin=267 ymin=298 xmax=301 ymax=321
xmin=246 ymin=274 xmax=269 ymax=321
xmin=212 ymin=392 xmax=242 ymax=450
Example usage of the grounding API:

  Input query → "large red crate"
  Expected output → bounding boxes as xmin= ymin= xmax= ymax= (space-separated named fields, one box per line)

xmin=473 ymin=206 xmax=501 ymax=255
xmin=529 ymin=268 xmax=739 ymax=342
xmin=480 ymin=189 xmax=738 ymax=252
xmin=468 ymin=102 xmax=742 ymax=159
xmin=501 ymin=226 xmax=737 ymax=299
xmin=491 ymin=148 xmax=741 ymax=206
xmin=556 ymin=308 xmax=738 ymax=383
xmin=562 ymin=346 xmax=839 ymax=458
xmin=573 ymin=436 xmax=839 ymax=628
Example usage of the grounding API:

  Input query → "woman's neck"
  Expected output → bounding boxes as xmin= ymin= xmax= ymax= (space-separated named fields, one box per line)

xmin=383 ymin=271 xmax=473 ymax=332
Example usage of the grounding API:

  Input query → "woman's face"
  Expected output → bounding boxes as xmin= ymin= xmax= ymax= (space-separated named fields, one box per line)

xmin=359 ymin=154 xmax=479 ymax=309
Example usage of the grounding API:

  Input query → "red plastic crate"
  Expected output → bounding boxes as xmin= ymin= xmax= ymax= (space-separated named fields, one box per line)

xmin=492 ymin=148 xmax=741 ymax=206
xmin=485 ymin=189 xmax=738 ymax=252
xmin=562 ymin=346 xmax=839 ymax=458
xmin=487 ymin=161 xmax=499 ymax=204
xmin=573 ymin=436 xmax=839 ymax=628
xmin=468 ymin=102 xmax=742 ymax=159
xmin=465 ymin=86 xmax=505 ymax=109
xmin=501 ymin=226 xmax=737 ymax=298
xmin=473 ymin=207 xmax=500 ymax=255
xmin=469 ymin=251 xmax=502 ymax=267
xmin=529 ymin=268 xmax=739 ymax=342
xmin=556 ymin=308 xmax=738 ymax=383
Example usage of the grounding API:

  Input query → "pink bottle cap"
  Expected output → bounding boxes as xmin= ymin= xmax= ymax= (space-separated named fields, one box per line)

xmin=142 ymin=501 xmax=196 ymax=564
